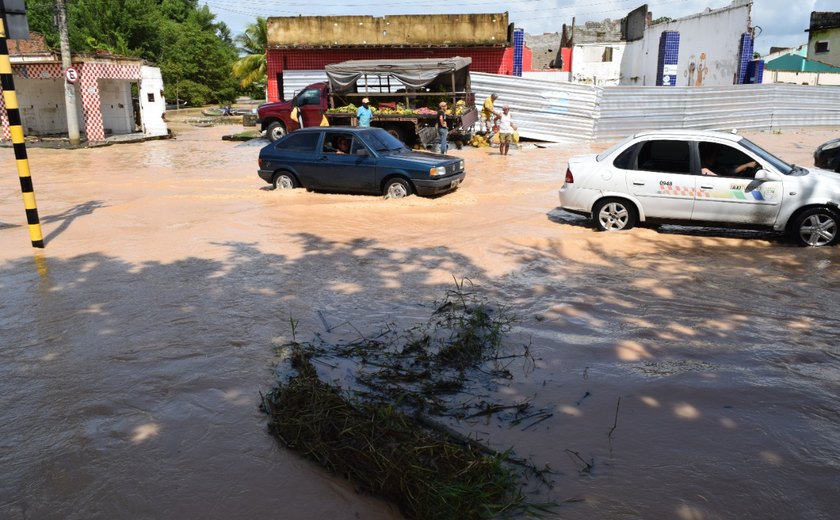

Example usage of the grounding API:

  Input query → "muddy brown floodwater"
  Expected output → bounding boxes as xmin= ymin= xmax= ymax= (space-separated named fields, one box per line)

xmin=1 ymin=121 xmax=838 ymax=520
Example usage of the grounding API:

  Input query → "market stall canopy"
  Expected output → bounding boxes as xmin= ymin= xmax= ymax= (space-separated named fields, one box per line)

xmin=325 ymin=57 xmax=472 ymax=91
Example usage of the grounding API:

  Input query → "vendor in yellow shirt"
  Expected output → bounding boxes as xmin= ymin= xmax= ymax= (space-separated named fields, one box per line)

xmin=481 ymin=93 xmax=500 ymax=135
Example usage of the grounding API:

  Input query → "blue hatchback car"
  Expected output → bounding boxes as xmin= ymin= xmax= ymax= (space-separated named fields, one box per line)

xmin=257 ymin=127 xmax=466 ymax=198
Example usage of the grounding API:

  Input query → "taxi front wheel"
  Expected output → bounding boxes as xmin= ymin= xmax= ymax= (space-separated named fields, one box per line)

xmin=791 ymin=207 xmax=839 ymax=247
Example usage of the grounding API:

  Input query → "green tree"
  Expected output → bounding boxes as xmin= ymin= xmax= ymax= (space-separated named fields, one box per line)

xmin=66 ymin=0 xmax=162 ymax=57
xmin=23 ymin=0 xmax=60 ymax=48
xmin=158 ymin=6 xmax=238 ymax=105
xmin=232 ymin=17 xmax=267 ymax=90
xmin=23 ymin=0 xmax=238 ymax=106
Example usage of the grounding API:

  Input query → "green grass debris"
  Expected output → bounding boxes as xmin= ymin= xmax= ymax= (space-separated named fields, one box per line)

xmin=261 ymin=279 xmax=554 ymax=520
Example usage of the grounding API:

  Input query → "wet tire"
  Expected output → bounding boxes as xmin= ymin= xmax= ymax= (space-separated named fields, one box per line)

xmin=273 ymin=171 xmax=298 ymax=190
xmin=266 ymin=122 xmax=286 ymax=142
xmin=593 ymin=198 xmax=637 ymax=231
xmin=383 ymin=178 xmax=412 ymax=199
xmin=790 ymin=207 xmax=839 ymax=247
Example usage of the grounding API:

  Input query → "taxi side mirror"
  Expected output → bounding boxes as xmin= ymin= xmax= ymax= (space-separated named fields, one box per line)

xmin=754 ymin=169 xmax=782 ymax=182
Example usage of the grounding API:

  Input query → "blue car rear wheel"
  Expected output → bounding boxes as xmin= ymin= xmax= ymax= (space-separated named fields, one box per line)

xmin=274 ymin=172 xmax=298 ymax=190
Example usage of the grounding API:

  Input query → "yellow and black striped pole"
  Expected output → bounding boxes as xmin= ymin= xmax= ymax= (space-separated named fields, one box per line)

xmin=0 ymin=17 xmax=43 ymax=248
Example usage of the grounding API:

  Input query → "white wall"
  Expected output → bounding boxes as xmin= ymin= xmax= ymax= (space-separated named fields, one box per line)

xmin=98 ymin=79 xmax=133 ymax=134
xmin=808 ymin=29 xmax=840 ymax=68
xmin=763 ymin=70 xmax=840 ymax=86
xmin=572 ymin=43 xmax=625 ymax=86
xmin=762 ymin=44 xmax=807 ymax=63
xmin=15 ymin=77 xmax=84 ymax=136
xmin=620 ymin=0 xmax=752 ymax=86
xmin=140 ymin=66 xmax=168 ymax=137
xmin=522 ymin=70 xmax=571 ymax=82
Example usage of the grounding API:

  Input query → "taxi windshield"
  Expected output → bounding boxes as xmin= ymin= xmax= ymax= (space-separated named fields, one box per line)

xmin=739 ymin=138 xmax=793 ymax=174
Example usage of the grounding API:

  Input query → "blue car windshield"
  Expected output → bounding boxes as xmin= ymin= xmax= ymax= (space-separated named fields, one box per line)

xmin=739 ymin=138 xmax=793 ymax=174
xmin=363 ymin=129 xmax=409 ymax=153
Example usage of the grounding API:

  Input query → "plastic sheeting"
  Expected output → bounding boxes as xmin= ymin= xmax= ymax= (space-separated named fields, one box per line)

xmin=325 ymin=57 xmax=472 ymax=91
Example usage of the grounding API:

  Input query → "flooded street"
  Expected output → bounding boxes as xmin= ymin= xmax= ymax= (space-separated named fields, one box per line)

xmin=1 ymin=122 xmax=838 ymax=520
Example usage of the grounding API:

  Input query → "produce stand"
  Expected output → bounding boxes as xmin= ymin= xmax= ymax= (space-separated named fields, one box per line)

xmin=323 ymin=57 xmax=479 ymax=144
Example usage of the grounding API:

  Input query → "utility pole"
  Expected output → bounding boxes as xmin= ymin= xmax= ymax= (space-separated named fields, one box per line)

xmin=55 ymin=0 xmax=79 ymax=145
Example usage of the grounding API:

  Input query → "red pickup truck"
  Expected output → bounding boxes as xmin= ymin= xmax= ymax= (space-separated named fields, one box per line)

xmin=256 ymin=57 xmax=478 ymax=145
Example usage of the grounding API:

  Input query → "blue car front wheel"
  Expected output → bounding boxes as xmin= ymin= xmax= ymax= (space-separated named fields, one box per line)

xmin=384 ymin=178 xmax=412 ymax=199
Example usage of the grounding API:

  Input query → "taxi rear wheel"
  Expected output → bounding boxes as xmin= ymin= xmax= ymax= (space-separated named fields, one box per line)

xmin=791 ymin=207 xmax=839 ymax=247
xmin=593 ymin=198 xmax=637 ymax=231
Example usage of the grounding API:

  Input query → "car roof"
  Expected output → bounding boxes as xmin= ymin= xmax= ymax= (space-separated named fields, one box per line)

xmin=631 ymin=129 xmax=745 ymax=142
xmin=294 ymin=126 xmax=381 ymax=134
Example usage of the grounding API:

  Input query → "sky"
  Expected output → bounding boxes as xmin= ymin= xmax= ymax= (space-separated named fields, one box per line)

xmin=202 ymin=0 xmax=835 ymax=56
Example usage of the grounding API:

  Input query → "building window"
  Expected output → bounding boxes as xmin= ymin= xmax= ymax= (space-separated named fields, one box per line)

xmin=602 ymin=47 xmax=614 ymax=62
xmin=815 ymin=41 xmax=829 ymax=54
xmin=147 ymin=93 xmax=155 ymax=102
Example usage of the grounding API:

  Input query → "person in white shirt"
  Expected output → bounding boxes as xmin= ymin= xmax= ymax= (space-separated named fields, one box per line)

xmin=497 ymin=105 xmax=517 ymax=156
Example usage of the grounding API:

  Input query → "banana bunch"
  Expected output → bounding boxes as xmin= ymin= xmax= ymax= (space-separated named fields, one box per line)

xmin=327 ymin=104 xmax=357 ymax=114
xmin=468 ymin=134 xmax=491 ymax=148
xmin=454 ymin=100 xmax=466 ymax=117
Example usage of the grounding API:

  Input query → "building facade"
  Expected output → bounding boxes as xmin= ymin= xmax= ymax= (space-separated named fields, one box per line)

xmin=807 ymin=12 xmax=840 ymax=68
xmin=1 ymin=33 xmax=167 ymax=144
xmin=620 ymin=0 xmax=755 ymax=86
xmin=264 ymin=13 xmax=533 ymax=102
xmin=558 ymin=19 xmax=625 ymax=86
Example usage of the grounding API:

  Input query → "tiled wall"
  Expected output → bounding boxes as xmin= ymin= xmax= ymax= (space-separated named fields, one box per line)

xmin=513 ymin=29 xmax=524 ymax=76
xmin=2 ymin=62 xmax=140 ymax=142
xmin=737 ymin=33 xmax=754 ymax=84
xmin=746 ymin=59 xmax=764 ymax=84
xmin=656 ymin=31 xmax=680 ymax=86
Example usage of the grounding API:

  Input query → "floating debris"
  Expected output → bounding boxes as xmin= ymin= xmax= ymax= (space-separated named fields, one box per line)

xmin=262 ymin=280 xmax=555 ymax=519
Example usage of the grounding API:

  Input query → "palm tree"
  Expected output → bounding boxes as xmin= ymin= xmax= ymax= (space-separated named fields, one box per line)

xmin=232 ymin=17 xmax=267 ymax=88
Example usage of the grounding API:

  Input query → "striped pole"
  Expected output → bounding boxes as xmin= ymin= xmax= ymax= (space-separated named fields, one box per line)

xmin=0 ymin=18 xmax=44 ymax=248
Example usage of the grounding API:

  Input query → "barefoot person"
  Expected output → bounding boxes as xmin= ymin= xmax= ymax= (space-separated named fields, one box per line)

xmin=497 ymin=105 xmax=517 ymax=156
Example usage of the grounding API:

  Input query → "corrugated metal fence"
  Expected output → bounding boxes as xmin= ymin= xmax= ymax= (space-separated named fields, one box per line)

xmin=472 ymin=73 xmax=840 ymax=142
xmin=283 ymin=70 xmax=328 ymax=100
xmin=470 ymin=72 xmax=597 ymax=142
xmin=285 ymin=70 xmax=840 ymax=143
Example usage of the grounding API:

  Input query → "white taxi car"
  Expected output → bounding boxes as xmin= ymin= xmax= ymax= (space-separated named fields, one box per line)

xmin=558 ymin=129 xmax=840 ymax=246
